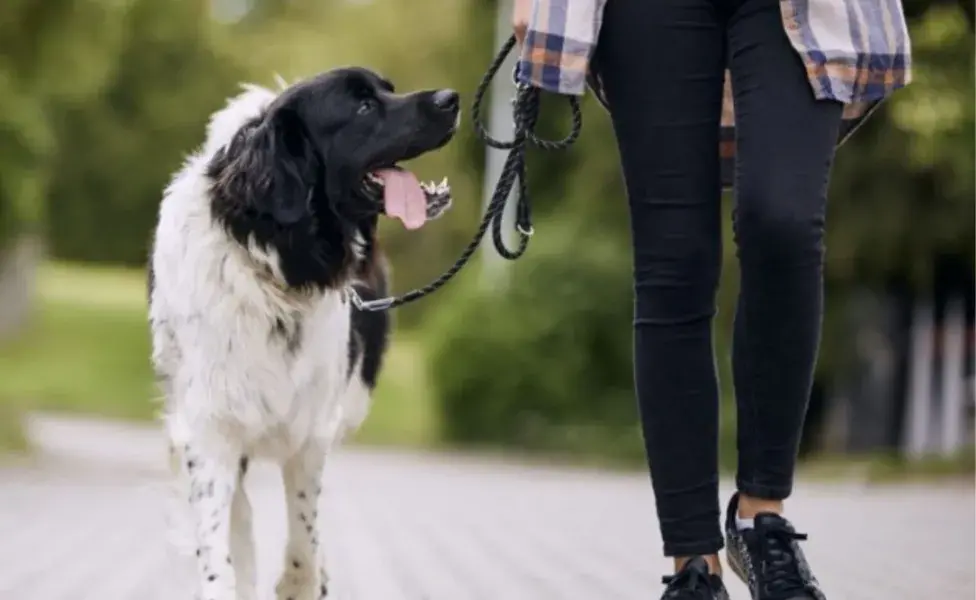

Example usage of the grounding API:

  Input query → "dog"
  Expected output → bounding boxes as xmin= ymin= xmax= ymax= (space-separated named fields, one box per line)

xmin=148 ymin=67 xmax=459 ymax=600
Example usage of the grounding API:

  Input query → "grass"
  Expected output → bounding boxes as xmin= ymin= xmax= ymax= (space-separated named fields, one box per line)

xmin=0 ymin=281 xmax=156 ymax=421
xmin=0 ymin=402 xmax=28 ymax=453
xmin=0 ymin=261 xmax=439 ymax=447
xmin=798 ymin=448 xmax=976 ymax=484
xmin=351 ymin=338 xmax=440 ymax=448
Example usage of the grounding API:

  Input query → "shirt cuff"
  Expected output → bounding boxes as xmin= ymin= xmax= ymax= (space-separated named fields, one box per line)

xmin=514 ymin=29 xmax=593 ymax=96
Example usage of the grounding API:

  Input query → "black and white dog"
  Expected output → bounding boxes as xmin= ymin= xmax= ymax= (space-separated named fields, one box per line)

xmin=148 ymin=68 xmax=459 ymax=600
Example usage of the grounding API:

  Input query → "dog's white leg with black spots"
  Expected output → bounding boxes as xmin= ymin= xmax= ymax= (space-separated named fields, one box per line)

xmin=230 ymin=458 xmax=257 ymax=600
xmin=185 ymin=443 xmax=241 ymax=600
xmin=275 ymin=446 xmax=328 ymax=600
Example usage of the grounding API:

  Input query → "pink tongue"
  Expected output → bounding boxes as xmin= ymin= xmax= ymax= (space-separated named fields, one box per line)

xmin=375 ymin=168 xmax=427 ymax=230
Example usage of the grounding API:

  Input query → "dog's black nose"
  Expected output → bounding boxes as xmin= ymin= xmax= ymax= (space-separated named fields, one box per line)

xmin=432 ymin=89 xmax=459 ymax=112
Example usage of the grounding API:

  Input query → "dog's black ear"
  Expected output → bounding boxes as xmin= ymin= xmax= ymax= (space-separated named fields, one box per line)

xmin=210 ymin=109 xmax=319 ymax=226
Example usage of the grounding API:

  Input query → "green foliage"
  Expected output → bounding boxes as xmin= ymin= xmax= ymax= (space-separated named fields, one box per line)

xmin=46 ymin=0 xmax=247 ymax=264
xmin=426 ymin=223 xmax=645 ymax=462
xmin=817 ymin=4 xmax=974 ymax=376
xmin=825 ymin=4 xmax=975 ymax=288
xmin=0 ymin=0 xmax=127 ymax=247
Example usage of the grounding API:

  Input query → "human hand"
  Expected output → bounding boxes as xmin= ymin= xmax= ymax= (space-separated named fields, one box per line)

xmin=512 ymin=0 xmax=532 ymax=45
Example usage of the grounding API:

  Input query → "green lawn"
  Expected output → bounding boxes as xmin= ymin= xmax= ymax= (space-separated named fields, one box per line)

xmin=0 ymin=402 xmax=28 ymax=454
xmin=798 ymin=448 xmax=976 ymax=483
xmin=0 ymin=262 xmax=439 ymax=448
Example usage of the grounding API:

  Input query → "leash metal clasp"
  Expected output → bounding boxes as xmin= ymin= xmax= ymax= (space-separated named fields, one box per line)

xmin=348 ymin=288 xmax=395 ymax=312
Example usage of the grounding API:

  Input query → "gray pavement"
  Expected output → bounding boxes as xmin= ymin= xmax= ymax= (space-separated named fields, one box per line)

xmin=0 ymin=414 xmax=973 ymax=600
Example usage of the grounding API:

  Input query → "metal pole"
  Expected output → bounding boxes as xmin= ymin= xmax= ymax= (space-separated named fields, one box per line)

xmin=939 ymin=298 xmax=966 ymax=457
xmin=904 ymin=301 xmax=934 ymax=459
xmin=480 ymin=0 xmax=518 ymax=284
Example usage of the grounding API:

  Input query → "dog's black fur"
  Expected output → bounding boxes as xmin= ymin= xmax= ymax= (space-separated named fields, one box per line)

xmin=154 ymin=67 xmax=458 ymax=391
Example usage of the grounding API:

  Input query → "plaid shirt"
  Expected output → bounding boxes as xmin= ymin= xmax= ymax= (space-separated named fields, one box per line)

xmin=515 ymin=0 xmax=913 ymax=188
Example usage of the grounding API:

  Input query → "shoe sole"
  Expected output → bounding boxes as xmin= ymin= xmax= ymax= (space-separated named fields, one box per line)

xmin=726 ymin=549 xmax=750 ymax=589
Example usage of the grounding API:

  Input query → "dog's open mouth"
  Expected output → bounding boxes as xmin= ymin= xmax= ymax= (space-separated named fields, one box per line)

xmin=361 ymin=167 xmax=452 ymax=230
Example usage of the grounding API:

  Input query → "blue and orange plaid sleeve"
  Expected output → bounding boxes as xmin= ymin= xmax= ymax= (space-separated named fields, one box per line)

xmin=514 ymin=0 xmax=606 ymax=96
xmin=511 ymin=0 xmax=910 ymax=111
xmin=506 ymin=0 xmax=912 ymax=192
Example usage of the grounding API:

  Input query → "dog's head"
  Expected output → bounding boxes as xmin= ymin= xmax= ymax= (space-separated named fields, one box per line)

xmin=207 ymin=67 xmax=459 ymax=290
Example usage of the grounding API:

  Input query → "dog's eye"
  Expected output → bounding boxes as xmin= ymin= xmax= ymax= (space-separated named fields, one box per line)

xmin=357 ymin=99 xmax=376 ymax=116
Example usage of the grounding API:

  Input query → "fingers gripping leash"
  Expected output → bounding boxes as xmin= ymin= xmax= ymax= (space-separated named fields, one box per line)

xmin=350 ymin=34 xmax=583 ymax=312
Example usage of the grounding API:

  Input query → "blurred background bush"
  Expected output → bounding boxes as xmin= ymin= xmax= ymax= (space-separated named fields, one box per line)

xmin=1 ymin=0 xmax=973 ymax=472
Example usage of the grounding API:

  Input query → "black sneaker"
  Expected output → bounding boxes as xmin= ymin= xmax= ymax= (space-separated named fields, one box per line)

xmin=660 ymin=556 xmax=730 ymax=600
xmin=724 ymin=492 xmax=826 ymax=600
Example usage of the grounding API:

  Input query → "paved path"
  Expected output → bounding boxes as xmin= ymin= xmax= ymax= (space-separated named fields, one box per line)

xmin=0 ymin=414 xmax=973 ymax=600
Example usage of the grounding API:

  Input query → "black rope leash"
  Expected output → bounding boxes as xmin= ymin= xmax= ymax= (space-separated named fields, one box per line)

xmin=350 ymin=34 xmax=582 ymax=312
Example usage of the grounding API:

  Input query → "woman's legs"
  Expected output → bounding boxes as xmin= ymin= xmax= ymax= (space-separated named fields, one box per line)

xmin=596 ymin=0 xmax=727 ymax=562
xmin=598 ymin=0 xmax=840 ymax=591
xmin=721 ymin=1 xmax=841 ymax=596
xmin=726 ymin=0 xmax=843 ymax=507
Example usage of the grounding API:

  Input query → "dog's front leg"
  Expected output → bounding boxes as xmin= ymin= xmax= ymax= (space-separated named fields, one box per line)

xmin=185 ymin=442 xmax=241 ymax=600
xmin=275 ymin=445 xmax=328 ymax=600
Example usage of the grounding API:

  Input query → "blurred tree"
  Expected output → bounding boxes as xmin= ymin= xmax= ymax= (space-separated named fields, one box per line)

xmin=0 ymin=0 xmax=127 ymax=337
xmin=46 ymin=0 xmax=246 ymax=264
xmin=828 ymin=3 xmax=973 ymax=287
xmin=427 ymin=225 xmax=644 ymax=463
xmin=820 ymin=2 xmax=975 ymax=376
xmin=0 ymin=0 xmax=128 ymax=246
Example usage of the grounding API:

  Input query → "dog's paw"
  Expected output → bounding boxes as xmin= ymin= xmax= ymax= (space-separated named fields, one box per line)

xmin=275 ymin=567 xmax=329 ymax=600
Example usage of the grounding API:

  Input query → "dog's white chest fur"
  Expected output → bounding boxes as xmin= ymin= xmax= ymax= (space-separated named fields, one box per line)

xmin=150 ymin=259 xmax=354 ymax=457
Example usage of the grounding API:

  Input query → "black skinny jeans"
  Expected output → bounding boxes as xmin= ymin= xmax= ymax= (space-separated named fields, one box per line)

xmin=595 ymin=0 xmax=843 ymax=556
